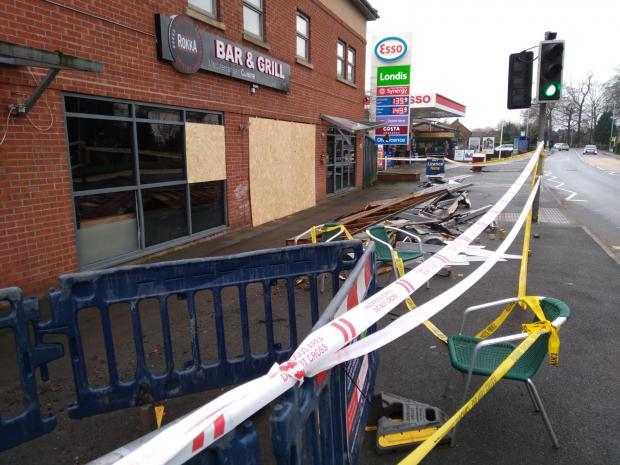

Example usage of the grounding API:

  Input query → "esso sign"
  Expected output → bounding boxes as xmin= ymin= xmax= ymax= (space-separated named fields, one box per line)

xmin=374 ymin=37 xmax=408 ymax=62
xmin=412 ymin=95 xmax=432 ymax=104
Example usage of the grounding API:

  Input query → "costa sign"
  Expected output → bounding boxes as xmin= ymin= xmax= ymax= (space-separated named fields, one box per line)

xmin=374 ymin=37 xmax=408 ymax=62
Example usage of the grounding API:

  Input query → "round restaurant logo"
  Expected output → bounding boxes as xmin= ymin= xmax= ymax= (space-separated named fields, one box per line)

xmin=168 ymin=15 xmax=203 ymax=74
xmin=374 ymin=37 xmax=408 ymax=62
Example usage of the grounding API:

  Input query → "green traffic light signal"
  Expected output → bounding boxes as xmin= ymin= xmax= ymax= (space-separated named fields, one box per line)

xmin=544 ymin=82 xmax=560 ymax=98
xmin=538 ymin=40 xmax=565 ymax=101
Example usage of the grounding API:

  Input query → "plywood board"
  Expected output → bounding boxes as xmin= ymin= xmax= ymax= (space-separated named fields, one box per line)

xmin=186 ymin=123 xmax=226 ymax=183
xmin=249 ymin=118 xmax=316 ymax=226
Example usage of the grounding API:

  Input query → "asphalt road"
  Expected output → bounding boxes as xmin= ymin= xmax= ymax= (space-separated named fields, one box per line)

xmin=544 ymin=148 xmax=620 ymax=262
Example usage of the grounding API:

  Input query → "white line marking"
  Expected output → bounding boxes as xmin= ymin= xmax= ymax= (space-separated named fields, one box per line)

xmin=544 ymin=173 xmax=587 ymax=202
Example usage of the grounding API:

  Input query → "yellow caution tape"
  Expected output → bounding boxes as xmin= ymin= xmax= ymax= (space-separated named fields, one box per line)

xmin=475 ymin=302 xmax=517 ymax=339
xmin=324 ymin=224 xmax=354 ymax=240
xmin=393 ymin=252 xmax=448 ymax=344
xmin=398 ymin=328 xmax=546 ymax=465
xmin=154 ymin=405 xmax=165 ymax=429
xmin=310 ymin=226 xmax=318 ymax=244
xmin=518 ymin=159 xmax=539 ymax=302
xmin=521 ymin=296 xmax=560 ymax=367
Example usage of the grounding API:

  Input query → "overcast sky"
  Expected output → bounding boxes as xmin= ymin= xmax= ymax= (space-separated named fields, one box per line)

xmin=365 ymin=0 xmax=619 ymax=130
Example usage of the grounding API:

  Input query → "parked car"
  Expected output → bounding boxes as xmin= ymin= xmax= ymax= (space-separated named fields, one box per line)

xmin=555 ymin=143 xmax=569 ymax=151
xmin=494 ymin=144 xmax=514 ymax=153
xmin=582 ymin=145 xmax=597 ymax=155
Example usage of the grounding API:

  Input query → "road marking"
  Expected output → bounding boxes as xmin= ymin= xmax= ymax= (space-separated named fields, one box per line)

xmin=544 ymin=172 xmax=587 ymax=202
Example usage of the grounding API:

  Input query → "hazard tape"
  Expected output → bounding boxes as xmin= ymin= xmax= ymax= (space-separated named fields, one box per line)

xmin=394 ymin=252 xmax=448 ymax=344
xmin=114 ymin=144 xmax=544 ymax=465
xmin=444 ymin=150 xmax=535 ymax=167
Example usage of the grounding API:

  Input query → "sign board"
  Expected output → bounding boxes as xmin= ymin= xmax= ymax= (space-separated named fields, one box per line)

xmin=155 ymin=14 xmax=291 ymax=91
xmin=454 ymin=149 xmax=474 ymax=162
xmin=482 ymin=136 xmax=495 ymax=155
xmin=468 ymin=137 xmax=481 ymax=152
xmin=371 ymin=33 xmax=412 ymax=146
xmin=426 ymin=157 xmax=445 ymax=176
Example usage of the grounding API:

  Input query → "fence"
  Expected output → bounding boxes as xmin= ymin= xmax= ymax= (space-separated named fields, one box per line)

xmin=1 ymin=240 xmax=378 ymax=465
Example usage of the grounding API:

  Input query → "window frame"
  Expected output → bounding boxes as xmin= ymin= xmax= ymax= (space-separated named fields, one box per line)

xmin=295 ymin=11 xmax=310 ymax=61
xmin=336 ymin=39 xmax=356 ymax=83
xmin=243 ymin=0 xmax=264 ymax=40
xmin=188 ymin=0 xmax=217 ymax=19
xmin=337 ymin=40 xmax=346 ymax=79
xmin=63 ymin=93 xmax=227 ymax=270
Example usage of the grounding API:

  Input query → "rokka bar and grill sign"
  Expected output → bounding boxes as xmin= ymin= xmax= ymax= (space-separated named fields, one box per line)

xmin=156 ymin=14 xmax=291 ymax=91
xmin=168 ymin=15 xmax=203 ymax=74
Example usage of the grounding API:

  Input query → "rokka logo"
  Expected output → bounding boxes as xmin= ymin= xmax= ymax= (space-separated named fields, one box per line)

xmin=374 ymin=37 xmax=408 ymax=62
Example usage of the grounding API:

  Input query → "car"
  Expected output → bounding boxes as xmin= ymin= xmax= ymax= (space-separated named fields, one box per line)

xmin=494 ymin=144 xmax=514 ymax=153
xmin=583 ymin=145 xmax=597 ymax=155
xmin=555 ymin=143 xmax=569 ymax=151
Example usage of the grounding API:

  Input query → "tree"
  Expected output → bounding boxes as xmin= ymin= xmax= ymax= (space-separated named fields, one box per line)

xmin=570 ymin=74 xmax=593 ymax=146
xmin=595 ymin=111 xmax=613 ymax=145
xmin=585 ymin=82 xmax=605 ymax=144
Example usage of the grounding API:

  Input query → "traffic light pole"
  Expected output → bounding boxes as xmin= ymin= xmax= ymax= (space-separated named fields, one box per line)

xmin=532 ymin=101 xmax=546 ymax=223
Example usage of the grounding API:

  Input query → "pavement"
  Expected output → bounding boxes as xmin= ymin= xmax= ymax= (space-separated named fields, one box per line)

xmin=3 ymin=157 xmax=620 ymax=465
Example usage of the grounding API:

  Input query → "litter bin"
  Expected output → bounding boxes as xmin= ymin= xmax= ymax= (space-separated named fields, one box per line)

xmin=471 ymin=153 xmax=485 ymax=172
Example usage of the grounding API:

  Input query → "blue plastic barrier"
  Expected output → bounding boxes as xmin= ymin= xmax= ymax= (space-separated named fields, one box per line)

xmin=38 ymin=241 xmax=365 ymax=419
xmin=0 ymin=287 xmax=64 ymax=452
xmin=270 ymin=244 xmax=378 ymax=465
xmin=87 ymin=242 xmax=378 ymax=465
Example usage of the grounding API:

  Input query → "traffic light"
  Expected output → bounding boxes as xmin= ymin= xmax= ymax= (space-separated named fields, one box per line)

xmin=538 ymin=40 xmax=564 ymax=101
xmin=507 ymin=51 xmax=533 ymax=109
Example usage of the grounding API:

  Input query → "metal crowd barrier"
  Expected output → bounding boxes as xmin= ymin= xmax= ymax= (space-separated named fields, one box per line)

xmin=1 ymin=240 xmax=378 ymax=465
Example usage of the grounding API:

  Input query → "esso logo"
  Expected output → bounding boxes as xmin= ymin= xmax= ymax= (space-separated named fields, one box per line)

xmin=374 ymin=37 xmax=408 ymax=62
xmin=412 ymin=95 xmax=432 ymax=104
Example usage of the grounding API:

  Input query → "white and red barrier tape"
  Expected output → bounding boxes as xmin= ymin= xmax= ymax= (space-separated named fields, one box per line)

xmin=115 ymin=144 xmax=543 ymax=465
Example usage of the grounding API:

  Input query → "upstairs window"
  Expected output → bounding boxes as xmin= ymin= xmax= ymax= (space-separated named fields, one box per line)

xmin=336 ymin=40 xmax=346 ymax=79
xmin=243 ymin=0 xmax=263 ymax=39
xmin=296 ymin=12 xmax=309 ymax=61
xmin=337 ymin=40 xmax=355 ymax=83
xmin=188 ymin=0 xmax=216 ymax=18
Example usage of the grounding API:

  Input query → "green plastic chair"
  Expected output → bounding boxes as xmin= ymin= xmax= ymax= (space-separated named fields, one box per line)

xmin=447 ymin=296 xmax=570 ymax=448
xmin=366 ymin=224 xmax=424 ymax=282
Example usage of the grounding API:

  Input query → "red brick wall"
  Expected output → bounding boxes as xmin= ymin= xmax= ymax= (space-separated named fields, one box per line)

xmin=0 ymin=0 xmax=368 ymax=294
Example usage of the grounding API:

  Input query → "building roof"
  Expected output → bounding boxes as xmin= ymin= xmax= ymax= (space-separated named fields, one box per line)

xmin=350 ymin=0 xmax=380 ymax=20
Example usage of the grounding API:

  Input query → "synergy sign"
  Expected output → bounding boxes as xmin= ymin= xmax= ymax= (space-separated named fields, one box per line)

xmin=371 ymin=33 xmax=412 ymax=146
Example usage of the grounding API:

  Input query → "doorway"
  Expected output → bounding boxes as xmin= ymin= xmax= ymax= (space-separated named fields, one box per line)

xmin=326 ymin=127 xmax=356 ymax=195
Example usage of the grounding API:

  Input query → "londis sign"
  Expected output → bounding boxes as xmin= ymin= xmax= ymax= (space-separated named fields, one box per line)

xmin=155 ymin=14 xmax=291 ymax=91
xmin=374 ymin=37 xmax=408 ymax=62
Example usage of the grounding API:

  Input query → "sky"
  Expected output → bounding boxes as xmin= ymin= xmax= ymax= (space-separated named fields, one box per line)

xmin=365 ymin=0 xmax=620 ymax=130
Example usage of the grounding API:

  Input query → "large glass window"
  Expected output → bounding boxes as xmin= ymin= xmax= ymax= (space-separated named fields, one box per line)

xmin=142 ymin=186 xmax=189 ymax=247
xmin=243 ymin=0 xmax=263 ymax=39
xmin=137 ymin=123 xmax=184 ymax=184
xmin=296 ymin=12 xmax=309 ymax=61
xmin=65 ymin=95 xmax=226 ymax=268
xmin=336 ymin=41 xmax=345 ymax=79
xmin=67 ymin=118 xmax=134 ymax=191
xmin=74 ymin=192 xmax=139 ymax=266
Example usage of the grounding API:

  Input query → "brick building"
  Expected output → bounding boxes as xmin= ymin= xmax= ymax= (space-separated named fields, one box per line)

xmin=0 ymin=0 xmax=379 ymax=294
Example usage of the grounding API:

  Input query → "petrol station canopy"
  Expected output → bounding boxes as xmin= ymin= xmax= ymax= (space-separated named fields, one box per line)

xmin=410 ymin=93 xmax=466 ymax=119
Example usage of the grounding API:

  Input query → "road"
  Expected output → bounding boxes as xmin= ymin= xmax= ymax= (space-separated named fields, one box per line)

xmin=544 ymin=148 xmax=620 ymax=262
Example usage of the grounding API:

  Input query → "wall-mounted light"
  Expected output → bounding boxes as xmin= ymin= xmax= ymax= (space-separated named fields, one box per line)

xmin=239 ymin=122 xmax=250 ymax=131
xmin=250 ymin=84 xmax=259 ymax=95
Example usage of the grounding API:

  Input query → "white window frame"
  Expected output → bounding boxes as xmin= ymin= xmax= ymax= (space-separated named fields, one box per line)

xmin=188 ymin=0 xmax=216 ymax=19
xmin=296 ymin=11 xmax=310 ymax=61
xmin=243 ymin=0 xmax=264 ymax=39
xmin=337 ymin=40 xmax=346 ymax=79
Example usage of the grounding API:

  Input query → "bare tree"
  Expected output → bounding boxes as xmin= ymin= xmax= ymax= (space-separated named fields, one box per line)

xmin=585 ymin=82 xmax=605 ymax=143
xmin=553 ymin=86 xmax=576 ymax=145
xmin=570 ymin=73 xmax=593 ymax=146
